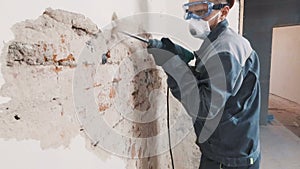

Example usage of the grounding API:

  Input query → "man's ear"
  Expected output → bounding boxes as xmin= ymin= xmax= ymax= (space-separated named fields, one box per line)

xmin=220 ymin=6 xmax=230 ymax=20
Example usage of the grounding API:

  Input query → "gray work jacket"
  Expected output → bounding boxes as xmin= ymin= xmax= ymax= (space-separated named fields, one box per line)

xmin=162 ymin=19 xmax=261 ymax=167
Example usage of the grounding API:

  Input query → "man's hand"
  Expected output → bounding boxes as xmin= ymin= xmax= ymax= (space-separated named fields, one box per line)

xmin=147 ymin=38 xmax=195 ymax=66
xmin=147 ymin=38 xmax=176 ymax=66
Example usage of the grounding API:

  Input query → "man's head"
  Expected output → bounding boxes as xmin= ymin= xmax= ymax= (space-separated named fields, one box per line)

xmin=185 ymin=0 xmax=233 ymax=29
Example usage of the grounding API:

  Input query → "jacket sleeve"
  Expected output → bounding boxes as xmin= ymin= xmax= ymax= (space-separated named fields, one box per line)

xmin=162 ymin=52 xmax=243 ymax=120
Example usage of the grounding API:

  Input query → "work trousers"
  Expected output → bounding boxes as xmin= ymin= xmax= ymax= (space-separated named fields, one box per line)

xmin=199 ymin=154 xmax=261 ymax=169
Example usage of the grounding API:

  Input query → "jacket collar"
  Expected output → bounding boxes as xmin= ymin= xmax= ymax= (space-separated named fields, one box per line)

xmin=195 ymin=19 xmax=229 ymax=60
xmin=197 ymin=19 xmax=229 ymax=52
xmin=207 ymin=19 xmax=229 ymax=42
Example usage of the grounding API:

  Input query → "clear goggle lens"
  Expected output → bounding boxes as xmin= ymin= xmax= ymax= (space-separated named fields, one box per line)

xmin=183 ymin=1 xmax=228 ymax=20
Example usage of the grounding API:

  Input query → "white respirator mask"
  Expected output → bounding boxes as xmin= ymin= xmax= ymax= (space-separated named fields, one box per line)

xmin=188 ymin=12 xmax=220 ymax=39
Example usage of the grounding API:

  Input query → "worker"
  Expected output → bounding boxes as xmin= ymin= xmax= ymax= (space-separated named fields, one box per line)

xmin=147 ymin=0 xmax=261 ymax=168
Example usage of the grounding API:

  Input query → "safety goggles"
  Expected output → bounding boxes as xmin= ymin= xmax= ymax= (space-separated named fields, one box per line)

xmin=183 ymin=1 xmax=228 ymax=20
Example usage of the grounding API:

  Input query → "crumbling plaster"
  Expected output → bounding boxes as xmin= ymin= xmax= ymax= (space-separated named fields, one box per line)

xmin=0 ymin=1 xmax=240 ymax=168
xmin=0 ymin=7 xmax=199 ymax=169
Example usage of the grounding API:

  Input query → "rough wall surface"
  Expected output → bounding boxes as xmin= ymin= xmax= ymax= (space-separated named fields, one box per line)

xmin=0 ymin=7 xmax=99 ymax=149
xmin=0 ymin=8 xmax=200 ymax=169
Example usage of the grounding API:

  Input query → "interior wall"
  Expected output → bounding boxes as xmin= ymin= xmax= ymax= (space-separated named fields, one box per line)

xmin=270 ymin=25 xmax=300 ymax=104
xmin=0 ymin=1 xmax=240 ymax=169
xmin=243 ymin=0 xmax=300 ymax=125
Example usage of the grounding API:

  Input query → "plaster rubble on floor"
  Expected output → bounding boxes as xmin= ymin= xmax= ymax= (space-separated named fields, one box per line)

xmin=0 ymin=8 xmax=200 ymax=169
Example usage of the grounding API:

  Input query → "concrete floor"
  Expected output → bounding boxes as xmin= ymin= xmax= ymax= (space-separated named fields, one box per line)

xmin=260 ymin=94 xmax=300 ymax=169
xmin=260 ymin=123 xmax=300 ymax=169
xmin=269 ymin=94 xmax=300 ymax=137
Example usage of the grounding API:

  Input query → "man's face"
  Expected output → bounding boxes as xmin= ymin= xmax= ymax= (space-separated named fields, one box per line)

xmin=187 ymin=0 xmax=209 ymax=18
xmin=187 ymin=0 xmax=220 ymax=20
xmin=187 ymin=0 xmax=226 ymax=28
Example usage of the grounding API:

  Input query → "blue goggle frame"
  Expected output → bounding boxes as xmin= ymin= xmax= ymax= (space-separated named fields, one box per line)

xmin=183 ymin=1 xmax=228 ymax=20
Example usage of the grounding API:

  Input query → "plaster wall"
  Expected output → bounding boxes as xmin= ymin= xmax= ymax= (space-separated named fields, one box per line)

xmin=270 ymin=25 xmax=300 ymax=104
xmin=0 ymin=1 xmax=240 ymax=169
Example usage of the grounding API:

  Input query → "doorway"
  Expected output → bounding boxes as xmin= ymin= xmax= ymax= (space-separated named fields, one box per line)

xmin=269 ymin=25 xmax=300 ymax=137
